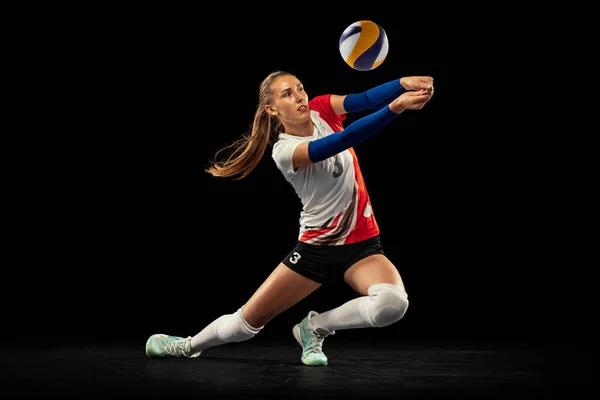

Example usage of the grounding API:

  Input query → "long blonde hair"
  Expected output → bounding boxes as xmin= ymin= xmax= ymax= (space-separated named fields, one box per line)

xmin=205 ymin=70 xmax=293 ymax=180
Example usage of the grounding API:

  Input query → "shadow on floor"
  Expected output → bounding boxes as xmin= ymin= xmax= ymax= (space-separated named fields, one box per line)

xmin=1 ymin=341 xmax=587 ymax=398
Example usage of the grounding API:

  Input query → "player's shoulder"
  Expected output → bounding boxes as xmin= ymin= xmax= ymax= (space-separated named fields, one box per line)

xmin=272 ymin=133 xmax=303 ymax=156
xmin=309 ymin=94 xmax=332 ymax=113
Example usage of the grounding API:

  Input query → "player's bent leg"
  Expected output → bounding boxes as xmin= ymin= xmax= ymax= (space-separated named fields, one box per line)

xmin=306 ymin=254 xmax=408 ymax=334
xmin=344 ymin=254 xmax=408 ymax=327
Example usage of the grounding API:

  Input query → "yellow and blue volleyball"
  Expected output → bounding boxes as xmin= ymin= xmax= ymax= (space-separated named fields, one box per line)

xmin=339 ymin=20 xmax=389 ymax=71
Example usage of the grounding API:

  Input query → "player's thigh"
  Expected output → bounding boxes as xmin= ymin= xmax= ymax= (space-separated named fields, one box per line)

xmin=243 ymin=263 xmax=321 ymax=327
xmin=343 ymin=254 xmax=405 ymax=296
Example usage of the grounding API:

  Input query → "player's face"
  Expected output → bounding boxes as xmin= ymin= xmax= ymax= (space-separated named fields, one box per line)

xmin=268 ymin=75 xmax=310 ymax=123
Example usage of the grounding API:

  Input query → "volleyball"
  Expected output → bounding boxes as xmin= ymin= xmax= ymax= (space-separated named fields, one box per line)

xmin=339 ymin=20 xmax=389 ymax=71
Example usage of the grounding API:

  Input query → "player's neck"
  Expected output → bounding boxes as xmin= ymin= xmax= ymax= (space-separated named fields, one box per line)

xmin=285 ymin=120 xmax=314 ymax=137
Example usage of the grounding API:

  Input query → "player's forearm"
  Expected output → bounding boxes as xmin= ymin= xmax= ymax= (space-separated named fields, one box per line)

xmin=343 ymin=79 xmax=406 ymax=113
xmin=308 ymin=105 xmax=399 ymax=162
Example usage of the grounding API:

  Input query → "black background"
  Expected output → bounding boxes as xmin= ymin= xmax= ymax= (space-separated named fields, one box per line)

xmin=8 ymin=8 xmax=583 ymax=351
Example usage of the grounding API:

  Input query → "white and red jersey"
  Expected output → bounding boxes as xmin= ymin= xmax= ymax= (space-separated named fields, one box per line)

xmin=272 ymin=94 xmax=380 ymax=246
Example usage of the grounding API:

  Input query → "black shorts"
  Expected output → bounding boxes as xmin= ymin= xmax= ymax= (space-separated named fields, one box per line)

xmin=282 ymin=235 xmax=385 ymax=284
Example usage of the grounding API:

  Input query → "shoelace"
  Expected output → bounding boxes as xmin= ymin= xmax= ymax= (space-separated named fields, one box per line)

xmin=163 ymin=339 xmax=188 ymax=357
xmin=308 ymin=328 xmax=333 ymax=354
xmin=310 ymin=332 xmax=325 ymax=353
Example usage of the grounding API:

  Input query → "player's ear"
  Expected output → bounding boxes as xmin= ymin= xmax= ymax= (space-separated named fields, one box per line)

xmin=265 ymin=104 xmax=278 ymax=116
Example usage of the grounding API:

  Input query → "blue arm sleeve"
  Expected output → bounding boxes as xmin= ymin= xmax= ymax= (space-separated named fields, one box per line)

xmin=343 ymin=79 xmax=407 ymax=113
xmin=308 ymin=106 xmax=398 ymax=163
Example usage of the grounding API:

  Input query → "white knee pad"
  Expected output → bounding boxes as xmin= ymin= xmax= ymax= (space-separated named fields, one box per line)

xmin=215 ymin=307 xmax=262 ymax=343
xmin=358 ymin=283 xmax=409 ymax=328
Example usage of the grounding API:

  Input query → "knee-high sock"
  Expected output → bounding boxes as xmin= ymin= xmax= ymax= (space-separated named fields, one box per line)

xmin=190 ymin=307 xmax=262 ymax=353
xmin=310 ymin=283 xmax=409 ymax=330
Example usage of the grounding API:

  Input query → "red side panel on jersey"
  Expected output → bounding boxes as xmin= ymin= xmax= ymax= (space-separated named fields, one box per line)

xmin=344 ymin=147 xmax=380 ymax=243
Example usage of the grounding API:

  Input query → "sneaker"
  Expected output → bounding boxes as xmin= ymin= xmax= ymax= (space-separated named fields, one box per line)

xmin=292 ymin=311 xmax=335 ymax=366
xmin=145 ymin=334 xmax=201 ymax=359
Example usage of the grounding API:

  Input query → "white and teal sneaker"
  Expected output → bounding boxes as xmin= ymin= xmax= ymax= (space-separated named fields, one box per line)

xmin=292 ymin=311 xmax=335 ymax=366
xmin=145 ymin=334 xmax=201 ymax=359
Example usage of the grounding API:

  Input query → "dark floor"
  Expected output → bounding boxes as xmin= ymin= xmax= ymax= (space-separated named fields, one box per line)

xmin=1 ymin=341 xmax=587 ymax=399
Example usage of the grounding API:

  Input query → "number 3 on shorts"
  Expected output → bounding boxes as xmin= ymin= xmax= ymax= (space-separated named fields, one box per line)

xmin=289 ymin=251 xmax=301 ymax=264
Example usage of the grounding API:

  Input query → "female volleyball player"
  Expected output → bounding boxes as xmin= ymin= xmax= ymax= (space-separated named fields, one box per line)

xmin=146 ymin=71 xmax=434 ymax=365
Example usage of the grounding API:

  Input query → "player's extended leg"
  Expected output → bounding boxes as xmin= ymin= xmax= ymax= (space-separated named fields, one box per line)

xmin=146 ymin=263 xmax=321 ymax=358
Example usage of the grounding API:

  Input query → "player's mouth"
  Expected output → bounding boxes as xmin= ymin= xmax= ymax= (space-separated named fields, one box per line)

xmin=298 ymin=105 xmax=307 ymax=112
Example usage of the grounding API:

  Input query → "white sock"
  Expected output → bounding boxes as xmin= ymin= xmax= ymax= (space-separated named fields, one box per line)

xmin=310 ymin=296 xmax=368 ymax=331
xmin=311 ymin=284 xmax=408 ymax=330
xmin=190 ymin=307 xmax=262 ymax=353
